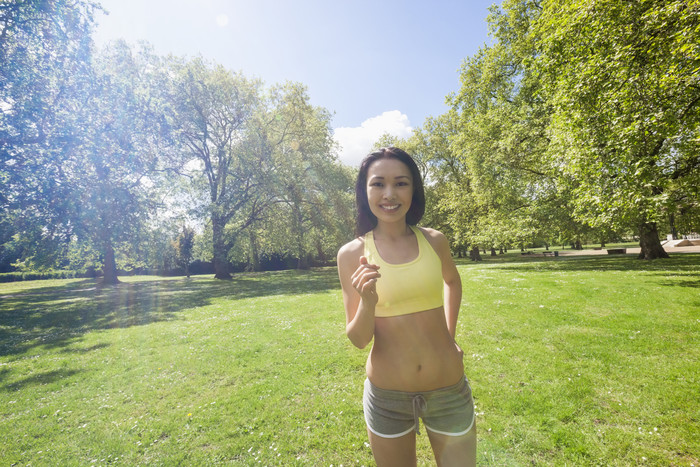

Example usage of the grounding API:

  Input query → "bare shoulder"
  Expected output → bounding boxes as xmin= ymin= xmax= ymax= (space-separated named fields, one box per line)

xmin=418 ymin=227 xmax=454 ymax=261
xmin=417 ymin=226 xmax=449 ymax=248
xmin=337 ymin=237 xmax=365 ymax=266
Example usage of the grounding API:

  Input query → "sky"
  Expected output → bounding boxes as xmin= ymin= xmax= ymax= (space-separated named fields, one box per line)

xmin=93 ymin=0 xmax=496 ymax=166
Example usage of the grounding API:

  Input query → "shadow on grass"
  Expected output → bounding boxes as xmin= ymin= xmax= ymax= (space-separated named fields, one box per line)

xmin=0 ymin=268 xmax=340 ymax=358
xmin=657 ymin=275 xmax=700 ymax=288
xmin=2 ymin=368 xmax=81 ymax=392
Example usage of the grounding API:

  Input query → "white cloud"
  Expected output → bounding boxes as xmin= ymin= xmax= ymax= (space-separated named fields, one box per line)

xmin=334 ymin=110 xmax=413 ymax=167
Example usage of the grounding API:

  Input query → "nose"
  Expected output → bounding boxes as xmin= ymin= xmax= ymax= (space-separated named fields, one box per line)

xmin=383 ymin=185 xmax=395 ymax=200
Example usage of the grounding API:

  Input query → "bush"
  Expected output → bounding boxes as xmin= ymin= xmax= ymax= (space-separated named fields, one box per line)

xmin=0 ymin=270 xmax=83 ymax=283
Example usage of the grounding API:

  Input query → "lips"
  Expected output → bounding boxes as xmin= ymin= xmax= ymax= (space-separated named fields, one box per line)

xmin=380 ymin=204 xmax=400 ymax=212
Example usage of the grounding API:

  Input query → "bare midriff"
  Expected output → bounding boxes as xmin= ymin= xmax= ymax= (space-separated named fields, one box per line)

xmin=366 ymin=306 xmax=464 ymax=392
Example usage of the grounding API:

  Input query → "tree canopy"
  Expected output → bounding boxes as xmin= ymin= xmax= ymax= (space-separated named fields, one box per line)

xmin=419 ymin=0 xmax=700 ymax=259
xmin=2 ymin=0 xmax=698 ymax=280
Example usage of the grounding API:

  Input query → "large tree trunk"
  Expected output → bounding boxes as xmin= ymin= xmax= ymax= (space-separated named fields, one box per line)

xmin=469 ymin=246 xmax=483 ymax=262
xmin=638 ymin=222 xmax=669 ymax=260
xmin=101 ymin=240 xmax=120 ymax=285
xmin=212 ymin=216 xmax=232 ymax=279
xmin=296 ymin=254 xmax=310 ymax=270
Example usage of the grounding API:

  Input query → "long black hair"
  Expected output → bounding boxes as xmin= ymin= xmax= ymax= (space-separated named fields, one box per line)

xmin=355 ymin=147 xmax=425 ymax=236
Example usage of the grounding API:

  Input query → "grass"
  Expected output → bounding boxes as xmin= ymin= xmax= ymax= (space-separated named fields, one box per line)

xmin=460 ymin=253 xmax=700 ymax=466
xmin=0 ymin=252 xmax=698 ymax=466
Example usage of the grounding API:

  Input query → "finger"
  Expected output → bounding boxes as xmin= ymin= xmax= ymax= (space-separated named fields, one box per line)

xmin=358 ymin=269 xmax=381 ymax=284
xmin=353 ymin=270 xmax=380 ymax=291
xmin=352 ymin=271 xmax=380 ymax=290
xmin=351 ymin=263 xmax=379 ymax=282
xmin=361 ymin=278 xmax=377 ymax=294
xmin=359 ymin=256 xmax=380 ymax=270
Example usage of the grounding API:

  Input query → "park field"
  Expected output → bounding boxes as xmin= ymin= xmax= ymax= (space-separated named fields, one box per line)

xmin=1 ymin=253 xmax=698 ymax=466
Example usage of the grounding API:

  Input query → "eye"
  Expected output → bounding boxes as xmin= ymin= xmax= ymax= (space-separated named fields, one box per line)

xmin=370 ymin=182 xmax=383 ymax=187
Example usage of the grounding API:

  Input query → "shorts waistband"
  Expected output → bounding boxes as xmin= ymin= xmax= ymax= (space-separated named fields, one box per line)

xmin=364 ymin=376 xmax=467 ymax=400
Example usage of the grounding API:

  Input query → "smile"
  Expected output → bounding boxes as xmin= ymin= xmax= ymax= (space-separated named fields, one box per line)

xmin=380 ymin=204 xmax=400 ymax=211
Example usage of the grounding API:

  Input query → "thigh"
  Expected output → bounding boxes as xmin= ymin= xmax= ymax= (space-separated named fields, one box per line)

xmin=368 ymin=428 xmax=417 ymax=467
xmin=427 ymin=424 xmax=477 ymax=467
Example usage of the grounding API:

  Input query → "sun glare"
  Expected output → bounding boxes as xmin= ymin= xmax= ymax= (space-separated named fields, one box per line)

xmin=215 ymin=14 xmax=229 ymax=27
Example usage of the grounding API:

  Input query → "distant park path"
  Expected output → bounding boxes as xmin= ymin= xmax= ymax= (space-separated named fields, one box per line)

xmin=556 ymin=244 xmax=700 ymax=257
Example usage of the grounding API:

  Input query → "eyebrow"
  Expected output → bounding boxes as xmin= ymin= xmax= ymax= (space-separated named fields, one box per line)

xmin=368 ymin=175 xmax=411 ymax=180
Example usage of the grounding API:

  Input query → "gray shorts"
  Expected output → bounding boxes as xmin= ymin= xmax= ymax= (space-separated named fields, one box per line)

xmin=363 ymin=376 xmax=475 ymax=438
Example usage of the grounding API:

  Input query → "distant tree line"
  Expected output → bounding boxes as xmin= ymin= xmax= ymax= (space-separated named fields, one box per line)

xmin=2 ymin=0 xmax=698 ymax=283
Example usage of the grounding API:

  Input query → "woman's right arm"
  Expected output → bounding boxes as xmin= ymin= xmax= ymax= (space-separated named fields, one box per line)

xmin=337 ymin=244 xmax=380 ymax=349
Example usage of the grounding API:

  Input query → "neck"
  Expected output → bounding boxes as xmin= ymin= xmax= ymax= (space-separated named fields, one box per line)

xmin=373 ymin=220 xmax=412 ymax=240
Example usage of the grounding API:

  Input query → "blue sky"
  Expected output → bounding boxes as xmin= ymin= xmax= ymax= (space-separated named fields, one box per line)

xmin=93 ymin=0 xmax=495 ymax=165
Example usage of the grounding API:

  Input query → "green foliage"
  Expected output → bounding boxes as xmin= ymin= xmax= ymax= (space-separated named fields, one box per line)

xmin=439 ymin=0 xmax=582 ymax=254
xmin=1 ymin=1 xmax=177 ymax=280
xmin=537 ymin=0 xmax=700 ymax=244
xmin=248 ymin=83 xmax=354 ymax=269
xmin=3 ymin=15 xmax=352 ymax=277
xmin=1 ymin=0 xmax=98 ymax=270
xmin=166 ymin=60 xmax=352 ymax=277
xmin=426 ymin=0 xmax=700 ymax=258
xmin=0 ymin=270 xmax=82 ymax=283
xmin=166 ymin=56 xmax=269 ymax=278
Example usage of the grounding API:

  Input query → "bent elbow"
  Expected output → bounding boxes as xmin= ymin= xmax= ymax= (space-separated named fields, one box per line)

xmin=445 ymin=277 xmax=463 ymax=291
xmin=346 ymin=326 xmax=371 ymax=349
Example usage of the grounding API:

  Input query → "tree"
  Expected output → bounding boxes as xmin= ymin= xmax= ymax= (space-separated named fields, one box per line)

xmin=254 ymin=83 xmax=351 ymax=269
xmin=1 ymin=2 xmax=173 ymax=282
xmin=167 ymin=57 xmax=263 ymax=279
xmin=537 ymin=0 xmax=700 ymax=259
xmin=67 ymin=41 xmax=172 ymax=284
xmin=1 ymin=0 xmax=98 ymax=270
xmin=446 ymin=0 xmax=574 ymax=254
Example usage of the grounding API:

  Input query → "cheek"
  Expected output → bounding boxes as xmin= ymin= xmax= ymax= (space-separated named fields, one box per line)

xmin=367 ymin=187 xmax=383 ymax=199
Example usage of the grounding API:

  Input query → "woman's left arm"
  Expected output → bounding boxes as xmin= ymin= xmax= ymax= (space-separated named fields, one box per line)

xmin=427 ymin=229 xmax=462 ymax=338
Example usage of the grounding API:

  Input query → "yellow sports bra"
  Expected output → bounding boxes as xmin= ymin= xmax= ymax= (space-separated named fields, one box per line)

xmin=364 ymin=225 xmax=444 ymax=318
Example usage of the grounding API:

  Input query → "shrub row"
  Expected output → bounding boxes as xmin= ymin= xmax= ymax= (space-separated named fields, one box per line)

xmin=0 ymin=257 xmax=338 ymax=283
xmin=0 ymin=270 xmax=86 ymax=283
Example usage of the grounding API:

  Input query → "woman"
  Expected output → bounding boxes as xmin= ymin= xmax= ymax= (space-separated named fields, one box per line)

xmin=337 ymin=147 xmax=476 ymax=466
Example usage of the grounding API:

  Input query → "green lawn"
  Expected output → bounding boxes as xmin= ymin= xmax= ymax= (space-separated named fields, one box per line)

xmin=1 ymin=253 xmax=698 ymax=466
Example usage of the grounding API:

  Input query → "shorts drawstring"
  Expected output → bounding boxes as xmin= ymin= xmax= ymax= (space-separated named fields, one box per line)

xmin=412 ymin=394 xmax=427 ymax=434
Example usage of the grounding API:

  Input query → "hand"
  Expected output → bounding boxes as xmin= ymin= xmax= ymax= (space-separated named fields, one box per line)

xmin=351 ymin=256 xmax=380 ymax=305
xmin=454 ymin=341 xmax=464 ymax=358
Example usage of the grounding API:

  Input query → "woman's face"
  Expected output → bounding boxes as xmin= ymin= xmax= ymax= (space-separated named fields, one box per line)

xmin=365 ymin=157 xmax=413 ymax=224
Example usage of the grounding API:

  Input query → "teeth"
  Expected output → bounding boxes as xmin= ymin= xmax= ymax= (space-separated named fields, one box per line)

xmin=382 ymin=205 xmax=399 ymax=210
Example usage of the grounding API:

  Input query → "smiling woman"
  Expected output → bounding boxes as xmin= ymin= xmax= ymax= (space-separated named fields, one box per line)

xmin=354 ymin=148 xmax=425 ymax=236
xmin=337 ymin=147 xmax=476 ymax=467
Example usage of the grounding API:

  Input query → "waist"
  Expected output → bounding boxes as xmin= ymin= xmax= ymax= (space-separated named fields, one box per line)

xmin=367 ymin=308 xmax=464 ymax=391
